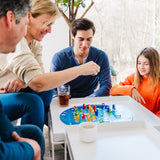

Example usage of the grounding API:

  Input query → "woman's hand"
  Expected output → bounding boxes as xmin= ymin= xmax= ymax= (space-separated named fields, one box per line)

xmin=2 ymin=79 xmax=27 ymax=93
xmin=79 ymin=61 xmax=100 ymax=76
xmin=131 ymin=88 xmax=145 ymax=104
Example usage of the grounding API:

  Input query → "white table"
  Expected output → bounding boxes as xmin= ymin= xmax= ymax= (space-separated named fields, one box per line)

xmin=66 ymin=121 xmax=160 ymax=160
xmin=49 ymin=96 xmax=160 ymax=159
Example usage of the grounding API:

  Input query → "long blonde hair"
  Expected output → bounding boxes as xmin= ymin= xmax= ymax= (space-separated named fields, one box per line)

xmin=134 ymin=47 xmax=160 ymax=89
xmin=31 ymin=0 xmax=60 ymax=18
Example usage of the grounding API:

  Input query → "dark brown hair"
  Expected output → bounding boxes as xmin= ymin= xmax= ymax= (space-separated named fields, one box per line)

xmin=71 ymin=18 xmax=95 ymax=37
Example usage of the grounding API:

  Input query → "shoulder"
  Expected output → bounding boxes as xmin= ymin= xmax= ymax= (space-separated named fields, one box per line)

xmin=54 ymin=46 xmax=73 ymax=58
xmin=16 ymin=37 xmax=30 ymax=52
xmin=11 ymin=38 xmax=34 ymax=59
xmin=89 ymin=46 xmax=108 ymax=58
xmin=90 ymin=46 xmax=106 ymax=54
xmin=88 ymin=46 xmax=109 ymax=64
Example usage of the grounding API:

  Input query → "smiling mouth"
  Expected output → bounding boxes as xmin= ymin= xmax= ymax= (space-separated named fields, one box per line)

xmin=140 ymin=71 xmax=146 ymax=73
xmin=81 ymin=47 xmax=89 ymax=51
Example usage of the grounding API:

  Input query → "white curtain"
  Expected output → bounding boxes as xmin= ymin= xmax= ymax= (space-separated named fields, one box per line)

xmin=82 ymin=0 xmax=160 ymax=82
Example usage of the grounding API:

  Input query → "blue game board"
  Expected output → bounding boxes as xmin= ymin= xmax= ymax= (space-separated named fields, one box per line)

xmin=60 ymin=103 xmax=133 ymax=125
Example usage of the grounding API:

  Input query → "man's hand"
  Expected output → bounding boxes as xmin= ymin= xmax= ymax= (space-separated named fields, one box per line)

xmin=79 ymin=61 xmax=100 ymax=76
xmin=12 ymin=131 xmax=41 ymax=160
xmin=131 ymin=88 xmax=145 ymax=104
xmin=2 ymin=79 xmax=27 ymax=93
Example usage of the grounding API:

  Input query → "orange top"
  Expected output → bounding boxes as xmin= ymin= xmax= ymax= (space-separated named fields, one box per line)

xmin=110 ymin=73 xmax=160 ymax=117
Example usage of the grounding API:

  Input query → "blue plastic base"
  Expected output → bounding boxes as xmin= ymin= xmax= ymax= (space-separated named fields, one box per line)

xmin=60 ymin=104 xmax=133 ymax=125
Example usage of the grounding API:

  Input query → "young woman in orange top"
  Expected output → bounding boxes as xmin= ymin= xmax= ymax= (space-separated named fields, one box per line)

xmin=110 ymin=47 xmax=160 ymax=117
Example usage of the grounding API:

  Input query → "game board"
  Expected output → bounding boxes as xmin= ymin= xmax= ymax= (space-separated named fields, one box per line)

xmin=60 ymin=103 xmax=133 ymax=125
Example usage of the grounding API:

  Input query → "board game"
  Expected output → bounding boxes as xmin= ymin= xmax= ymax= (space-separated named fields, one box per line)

xmin=60 ymin=103 xmax=133 ymax=125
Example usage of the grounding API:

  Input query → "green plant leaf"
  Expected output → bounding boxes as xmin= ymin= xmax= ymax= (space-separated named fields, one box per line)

xmin=81 ymin=2 xmax=86 ymax=8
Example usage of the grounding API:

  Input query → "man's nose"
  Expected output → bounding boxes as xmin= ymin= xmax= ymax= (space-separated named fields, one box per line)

xmin=82 ymin=40 xmax=87 ymax=46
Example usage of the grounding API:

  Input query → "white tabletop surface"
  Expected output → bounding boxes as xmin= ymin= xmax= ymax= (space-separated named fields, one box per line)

xmin=50 ymin=96 xmax=160 ymax=142
xmin=66 ymin=121 xmax=160 ymax=160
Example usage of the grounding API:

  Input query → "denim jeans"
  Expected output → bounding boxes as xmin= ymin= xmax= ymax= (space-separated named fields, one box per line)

xmin=0 ymin=105 xmax=45 ymax=160
xmin=0 ymin=92 xmax=44 ymax=130
xmin=15 ymin=124 xmax=45 ymax=160
xmin=20 ymin=87 xmax=54 ymax=124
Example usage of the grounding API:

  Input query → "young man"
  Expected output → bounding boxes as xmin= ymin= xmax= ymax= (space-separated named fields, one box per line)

xmin=50 ymin=18 xmax=112 ymax=98
xmin=0 ymin=0 xmax=44 ymax=159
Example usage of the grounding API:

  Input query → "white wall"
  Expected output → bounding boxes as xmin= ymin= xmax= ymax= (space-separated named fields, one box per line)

xmin=42 ymin=0 xmax=160 ymax=82
xmin=41 ymin=17 xmax=69 ymax=72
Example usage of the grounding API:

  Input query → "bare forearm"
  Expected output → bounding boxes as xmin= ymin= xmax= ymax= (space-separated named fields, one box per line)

xmin=28 ymin=66 xmax=83 ymax=92
xmin=28 ymin=61 xmax=100 ymax=92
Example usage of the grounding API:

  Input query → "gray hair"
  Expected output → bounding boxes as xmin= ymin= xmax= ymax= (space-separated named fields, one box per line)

xmin=0 ymin=0 xmax=32 ymax=24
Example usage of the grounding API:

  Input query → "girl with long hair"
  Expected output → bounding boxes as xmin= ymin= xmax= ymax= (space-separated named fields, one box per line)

xmin=110 ymin=47 xmax=160 ymax=117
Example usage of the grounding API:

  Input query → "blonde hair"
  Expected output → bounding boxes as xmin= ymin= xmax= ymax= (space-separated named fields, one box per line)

xmin=134 ymin=47 xmax=160 ymax=89
xmin=31 ymin=0 xmax=60 ymax=18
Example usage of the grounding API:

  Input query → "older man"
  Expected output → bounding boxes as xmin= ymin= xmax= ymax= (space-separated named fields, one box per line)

xmin=0 ymin=0 xmax=44 ymax=159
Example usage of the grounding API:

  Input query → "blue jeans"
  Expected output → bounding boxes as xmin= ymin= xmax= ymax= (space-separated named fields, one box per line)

xmin=0 ymin=92 xmax=44 ymax=130
xmin=20 ymin=87 xmax=54 ymax=124
xmin=0 ymin=104 xmax=45 ymax=160
xmin=15 ymin=125 xmax=45 ymax=160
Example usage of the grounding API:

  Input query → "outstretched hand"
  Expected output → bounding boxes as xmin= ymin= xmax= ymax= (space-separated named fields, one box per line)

xmin=12 ymin=131 xmax=41 ymax=160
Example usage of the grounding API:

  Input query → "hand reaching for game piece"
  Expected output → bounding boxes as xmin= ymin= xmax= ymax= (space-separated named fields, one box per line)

xmin=79 ymin=61 xmax=100 ymax=76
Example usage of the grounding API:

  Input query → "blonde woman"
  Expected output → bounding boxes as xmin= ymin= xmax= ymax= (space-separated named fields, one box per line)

xmin=0 ymin=0 xmax=100 ymax=130
xmin=110 ymin=47 xmax=160 ymax=117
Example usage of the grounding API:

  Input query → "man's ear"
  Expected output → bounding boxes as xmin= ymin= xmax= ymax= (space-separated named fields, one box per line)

xmin=6 ymin=11 xmax=15 ymax=29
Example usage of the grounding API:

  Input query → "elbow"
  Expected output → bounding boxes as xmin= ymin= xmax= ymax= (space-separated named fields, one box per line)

xmin=31 ymin=86 xmax=43 ymax=92
xmin=30 ymin=84 xmax=44 ymax=92
xmin=28 ymin=80 xmax=44 ymax=92
xmin=110 ymin=88 xmax=115 ymax=96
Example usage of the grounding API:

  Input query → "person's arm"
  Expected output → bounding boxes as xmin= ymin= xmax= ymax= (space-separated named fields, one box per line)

xmin=110 ymin=73 xmax=135 ymax=96
xmin=28 ymin=61 xmax=100 ymax=92
xmin=110 ymin=73 xmax=146 ymax=104
xmin=131 ymin=88 xmax=145 ymax=104
xmin=8 ymin=42 xmax=100 ymax=93
xmin=89 ymin=52 xmax=112 ymax=97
